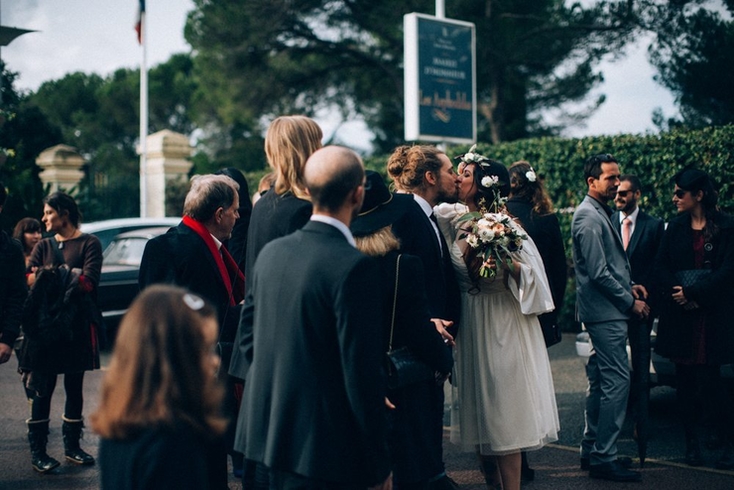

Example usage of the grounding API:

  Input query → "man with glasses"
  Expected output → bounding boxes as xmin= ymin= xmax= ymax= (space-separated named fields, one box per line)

xmin=572 ymin=155 xmax=650 ymax=482
xmin=612 ymin=175 xmax=665 ymax=445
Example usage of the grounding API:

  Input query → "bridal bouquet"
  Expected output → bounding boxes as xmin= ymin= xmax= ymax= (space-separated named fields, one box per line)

xmin=456 ymin=146 xmax=528 ymax=279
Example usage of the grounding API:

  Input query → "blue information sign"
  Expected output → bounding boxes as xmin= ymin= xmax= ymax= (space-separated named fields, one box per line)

xmin=404 ymin=13 xmax=476 ymax=143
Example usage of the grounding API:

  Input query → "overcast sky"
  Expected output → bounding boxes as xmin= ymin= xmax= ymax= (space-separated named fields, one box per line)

xmin=2 ymin=0 xmax=678 ymax=150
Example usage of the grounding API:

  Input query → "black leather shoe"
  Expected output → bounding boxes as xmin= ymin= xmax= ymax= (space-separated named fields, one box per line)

xmin=589 ymin=461 xmax=641 ymax=482
xmin=428 ymin=475 xmax=460 ymax=490
xmin=521 ymin=466 xmax=535 ymax=483
xmin=581 ymin=456 xmax=633 ymax=471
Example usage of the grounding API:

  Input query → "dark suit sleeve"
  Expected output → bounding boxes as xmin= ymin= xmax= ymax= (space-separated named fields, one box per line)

xmin=337 ymin=257 xmax=390 ymax=486
xmin=395 ymin=255 xmax=453 ymax=374
xmin=138 ymin=237 xmax=175 ymax=290
xmin=228 ymin=291 xmax=254 ymax=381
xmin=1 ymin=240 xmax=26 ymax=347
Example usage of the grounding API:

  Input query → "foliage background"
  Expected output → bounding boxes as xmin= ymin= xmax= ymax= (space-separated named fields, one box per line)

xmin=360 ymin=124 xmax=734 ymax=332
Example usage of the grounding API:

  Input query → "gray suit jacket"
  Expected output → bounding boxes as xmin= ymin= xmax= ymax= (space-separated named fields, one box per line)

xmin=572 ymin=195 xmax=634 ymax=323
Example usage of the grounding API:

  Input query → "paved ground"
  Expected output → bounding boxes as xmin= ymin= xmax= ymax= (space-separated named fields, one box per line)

xmin=1 ymin=333 xmax=733 ymax=489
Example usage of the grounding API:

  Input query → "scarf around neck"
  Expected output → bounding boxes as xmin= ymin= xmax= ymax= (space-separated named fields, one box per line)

xmin=182 ymin=215 xmax=245 ymax=306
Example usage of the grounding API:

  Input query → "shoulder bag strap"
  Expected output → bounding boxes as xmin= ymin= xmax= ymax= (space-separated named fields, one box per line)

xmin=48 ymin=237 xmax=66 ymax=266
xmin=387 ymin=254 xmax=401 ymax=353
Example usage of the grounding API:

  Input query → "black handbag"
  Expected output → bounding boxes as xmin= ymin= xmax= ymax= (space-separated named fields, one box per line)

xmin=386 ymin=254 xmax=434 ymax=390
xmin=675 ymin=269 xmax=711 ymax=288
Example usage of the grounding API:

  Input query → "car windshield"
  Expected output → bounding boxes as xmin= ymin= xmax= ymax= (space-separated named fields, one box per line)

xmin=103 ymin=238 xmax=148 ymax=267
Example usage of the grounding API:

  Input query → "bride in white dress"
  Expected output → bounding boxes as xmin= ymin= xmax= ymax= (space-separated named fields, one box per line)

xmin=435 ymin=155 xmax=559 ymax=490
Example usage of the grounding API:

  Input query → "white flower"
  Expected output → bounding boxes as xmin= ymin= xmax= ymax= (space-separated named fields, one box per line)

xmin=466 ymin=234 xmax=479 ymax=248
xmin=526 ymin=170 xmax=537 ymax=182
xmin=481 ymin=175 xmax=499 ymax=188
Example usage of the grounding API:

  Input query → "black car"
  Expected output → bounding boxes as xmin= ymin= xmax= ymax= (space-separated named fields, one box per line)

xmin=96 ymin=227 xmax=170 ymax=346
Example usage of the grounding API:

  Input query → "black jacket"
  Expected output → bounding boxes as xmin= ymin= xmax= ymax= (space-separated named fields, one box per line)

xmin=506 ymin=197 xmax=567 ymax=329
xmin=0 ymin=231 xmax=25 ymax=348
xmin=237 ymin=221 xmax=390 ymax=486
xmin=654 ymin=211 xmax=734 ymax=364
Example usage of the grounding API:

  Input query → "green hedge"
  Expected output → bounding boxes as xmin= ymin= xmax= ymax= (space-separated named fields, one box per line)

xmin=362 ymin=125 xmax=734 ymax=332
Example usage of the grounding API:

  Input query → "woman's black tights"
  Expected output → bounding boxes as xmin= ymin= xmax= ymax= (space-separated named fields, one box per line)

xmin=26 ymin=372 xmax=85 ymax=421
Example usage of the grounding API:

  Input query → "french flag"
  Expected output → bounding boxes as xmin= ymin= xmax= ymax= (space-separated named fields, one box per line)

xmin=135 ymin=0 xmax=146 ymax=44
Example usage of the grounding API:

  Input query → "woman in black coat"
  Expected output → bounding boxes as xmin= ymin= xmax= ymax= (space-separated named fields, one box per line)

xmin=654 ymin=168 xmax=734 ymax=468
xmin=352 ymin=171 xmax=453 ymax=490
xmin=506 ymin=161 xmax=567 ymax=350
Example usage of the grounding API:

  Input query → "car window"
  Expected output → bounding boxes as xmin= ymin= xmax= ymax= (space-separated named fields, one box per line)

xmin=103 ymin=238 xmax=149 ymax=267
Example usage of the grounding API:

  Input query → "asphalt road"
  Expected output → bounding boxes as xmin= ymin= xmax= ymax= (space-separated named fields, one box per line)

xmin=1 ymin=333 xmax=733 ymax=489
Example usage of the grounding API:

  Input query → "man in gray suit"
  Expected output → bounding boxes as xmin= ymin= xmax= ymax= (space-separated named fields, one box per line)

xmin=572 ymin=154 xmax=649 ymax=482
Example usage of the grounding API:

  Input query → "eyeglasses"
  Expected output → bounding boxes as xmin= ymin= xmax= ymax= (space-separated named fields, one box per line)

xmin=616 ymin=190 xmax=633 ymax=197
xmin=673 ymin=189 xmax=688 ymax=199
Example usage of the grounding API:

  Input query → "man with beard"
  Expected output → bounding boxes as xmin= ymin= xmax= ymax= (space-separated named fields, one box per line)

xmin=572 ymin=155 xmax=649 ymax=482
xmin=386 ymin=145 xmax=461 ymax=490
xmin=611 ymin=174 xmax=664 ymax=460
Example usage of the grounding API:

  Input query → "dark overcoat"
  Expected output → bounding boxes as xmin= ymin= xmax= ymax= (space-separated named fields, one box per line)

xmin=236 ymin=221 xmax=390 ymax=487
xmin=654 ymin=211 xmax=734 ymax=364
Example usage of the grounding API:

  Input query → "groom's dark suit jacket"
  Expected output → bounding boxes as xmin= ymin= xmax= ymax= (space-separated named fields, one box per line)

xmin=236 ymin=221 xmax=390 ymax=487
xmin=392 ymin=199 xmax=461 ymax=327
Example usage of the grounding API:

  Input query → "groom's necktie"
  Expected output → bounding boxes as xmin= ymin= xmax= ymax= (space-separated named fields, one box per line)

xmin=429 ymin=213 xmax=444 ymax=257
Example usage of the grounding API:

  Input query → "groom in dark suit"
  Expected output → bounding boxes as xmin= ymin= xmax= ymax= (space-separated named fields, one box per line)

xmin=236 ymin=146 xmax=391 ymax=490
xmin=612 ymin=174 xmax=664 ymax=446
xmin=387 ymin=145 xmax=460 ymax=490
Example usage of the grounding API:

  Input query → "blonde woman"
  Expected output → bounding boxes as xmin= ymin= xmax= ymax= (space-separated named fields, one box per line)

xmin=240 ymin=115 xmax=322 ymax=285
xmin=93 ymin=285 xmax=226 ymax=489
xmin=229 ymin=115 xmax=322 ymax=487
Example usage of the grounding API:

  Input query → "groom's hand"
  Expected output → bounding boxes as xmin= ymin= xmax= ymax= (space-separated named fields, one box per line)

xmin=432 ymin=318 xmax=455 ymax=346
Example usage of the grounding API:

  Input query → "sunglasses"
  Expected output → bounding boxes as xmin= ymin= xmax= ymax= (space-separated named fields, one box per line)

xmin=616 ymin=190 xmax=633 ymax=197
xmin=673 ymin=189 xmax=688 ymax=199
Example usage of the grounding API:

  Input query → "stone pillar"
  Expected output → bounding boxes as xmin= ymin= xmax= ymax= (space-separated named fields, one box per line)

xmin=142 ymin=130 xmax=193 ymax=218
xmin=36 ymin=145 xmax=86 ymax=195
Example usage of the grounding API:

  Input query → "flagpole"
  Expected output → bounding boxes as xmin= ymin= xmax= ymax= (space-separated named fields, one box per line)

xmin=139 ymin=5 xmax=148 ymax=217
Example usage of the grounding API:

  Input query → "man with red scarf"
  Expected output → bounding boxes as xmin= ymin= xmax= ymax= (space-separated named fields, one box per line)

xmin=139 ymin=173 xmax=245 ymax=489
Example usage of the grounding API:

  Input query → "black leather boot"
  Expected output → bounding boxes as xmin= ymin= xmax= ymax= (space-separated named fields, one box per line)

xmin=521 ymin=451 xmax=535 ymax=482
xmin=477 ymin=454 xmax=502 ymax=490
xmin=62 ymin=416 xmax=95 ymax=465
xmin=27 ymin=418 xmax=60 ymax=474
xmin=716 ymin=442 xmax=734 ymax=470
xmin=684 ymin=432 xmax=702 ymax=467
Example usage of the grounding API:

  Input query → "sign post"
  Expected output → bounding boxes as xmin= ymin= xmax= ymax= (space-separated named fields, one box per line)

xmin=404 ymin=13 xmax=476 ymax=144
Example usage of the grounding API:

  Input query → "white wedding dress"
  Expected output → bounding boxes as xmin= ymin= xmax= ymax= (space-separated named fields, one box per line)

xmin=435 ymin=203 xmax=560 ymax=456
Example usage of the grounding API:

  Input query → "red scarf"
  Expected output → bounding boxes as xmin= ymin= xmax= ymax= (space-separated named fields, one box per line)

xmin=182 ymin=216 xmax=245 ymax=306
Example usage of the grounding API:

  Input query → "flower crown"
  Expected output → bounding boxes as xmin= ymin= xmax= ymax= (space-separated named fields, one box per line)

xmin=456 ymin=144 xmax=508 ymax=213
xmin=457 ymin=144 xmax=490 ymax=166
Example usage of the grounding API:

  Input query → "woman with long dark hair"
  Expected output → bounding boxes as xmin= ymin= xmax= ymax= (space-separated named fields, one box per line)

xmin=20 ymin=191 xmax=102 ymax=473
xmin=93 ymin=285 xmax=227 ymax=489
xmin=506 ymin=161 xmax=567 ymax=349
xmin=654 ymin=168 xmax=734 ymax=468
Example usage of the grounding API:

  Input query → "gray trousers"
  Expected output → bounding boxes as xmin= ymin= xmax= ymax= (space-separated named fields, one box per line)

xmin=580 ymin=319 xmax=631 ymax=465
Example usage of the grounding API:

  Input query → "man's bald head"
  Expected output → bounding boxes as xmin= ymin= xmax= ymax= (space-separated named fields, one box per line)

xmin=305 ymin=146 xmax=365 ymax=213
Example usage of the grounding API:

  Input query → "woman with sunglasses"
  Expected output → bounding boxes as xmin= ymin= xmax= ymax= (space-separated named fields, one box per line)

xmin=654 ymin=168 xmax=734 ymax=469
